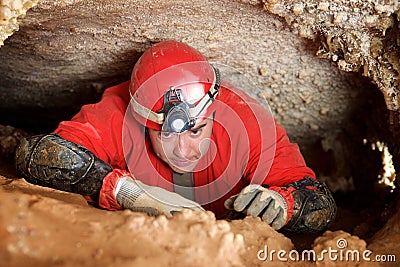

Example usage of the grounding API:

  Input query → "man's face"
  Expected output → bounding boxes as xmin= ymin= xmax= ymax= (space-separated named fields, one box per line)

xmin=148 ymin=117 xmax=214 ymax=174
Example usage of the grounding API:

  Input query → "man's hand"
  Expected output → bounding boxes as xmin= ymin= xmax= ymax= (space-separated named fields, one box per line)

xmin=115 ymin=176 xmax=204 ymax=217
xmin=224 ymin=184 xmax=288 ymax=230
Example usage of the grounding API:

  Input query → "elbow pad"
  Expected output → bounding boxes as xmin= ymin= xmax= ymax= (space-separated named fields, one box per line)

xmin=283 ymin=177 xmax=337 ymax=233
xmin=15 ymin=134 xmax=112 ymax=198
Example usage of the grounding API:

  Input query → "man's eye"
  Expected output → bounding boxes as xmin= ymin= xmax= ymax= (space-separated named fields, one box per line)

xmin=161 ymin=132 xmax=173 ymax=139
xmin=190 ymin=129 xmax=202 ymax=136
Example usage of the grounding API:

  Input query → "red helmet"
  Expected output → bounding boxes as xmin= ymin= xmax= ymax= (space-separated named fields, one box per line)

xmin=129 ymin=40 xmax=220 ymax=132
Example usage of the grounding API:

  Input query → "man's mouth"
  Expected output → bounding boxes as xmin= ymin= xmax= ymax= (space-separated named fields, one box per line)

xmin=172 ymin=158 xmax=192 ymax=167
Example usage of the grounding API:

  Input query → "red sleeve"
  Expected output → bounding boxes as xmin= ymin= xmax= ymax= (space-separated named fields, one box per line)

xmin=229 ymin=87 xmax=315 ymax=187
xmin=244 ymin=117 xmax=315 ymax=187
xmin=54 ymin=81 xmax=130 ymax=170
xmin=54 ymin=81 xmax=132 ymax=210
xmin=266 ymin=121 xmax=316 ymax=186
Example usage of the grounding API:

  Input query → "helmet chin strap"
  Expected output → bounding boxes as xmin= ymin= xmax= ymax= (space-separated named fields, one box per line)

xmin=131 ymin=65 xmax=221 ymax=131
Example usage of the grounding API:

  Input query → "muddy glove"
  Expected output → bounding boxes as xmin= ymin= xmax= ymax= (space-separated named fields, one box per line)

xmin=224 ymin=184 xmax=289 ymax=230
xmin=115 ymin=176 xmax=205 ymax=217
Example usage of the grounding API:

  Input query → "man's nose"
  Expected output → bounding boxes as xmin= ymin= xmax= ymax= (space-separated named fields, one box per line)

xmin=175 ymin=133 xmax=194 ymax=159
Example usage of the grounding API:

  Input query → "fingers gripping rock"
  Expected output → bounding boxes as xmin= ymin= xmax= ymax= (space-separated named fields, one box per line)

xmin=115 ymin=177 xmax=205 ymax=217
xmin=232 ymin=184 xmax=264 ymax=212
xmin=224 ymin=184 xmax=289 ymax=230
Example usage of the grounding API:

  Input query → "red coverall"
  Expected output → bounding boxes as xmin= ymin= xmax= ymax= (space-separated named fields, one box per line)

xmin=55 ymin=80 xmax=315 ymax=218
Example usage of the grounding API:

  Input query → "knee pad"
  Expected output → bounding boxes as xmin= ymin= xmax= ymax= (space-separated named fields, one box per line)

xmin=284 ymin=177 xmax=337 ymax=233
xmin=15 ymin=134 xmax=112 ymax=197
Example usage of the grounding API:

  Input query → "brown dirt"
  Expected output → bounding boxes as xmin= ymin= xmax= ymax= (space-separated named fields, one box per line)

xmin=0 ymin=173 xmax=293 ymax=267
xmin=0 ymin=161 xmax=399 ymax=266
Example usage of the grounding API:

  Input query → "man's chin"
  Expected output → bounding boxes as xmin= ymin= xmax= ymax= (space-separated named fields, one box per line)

xmin=170 ymin=162 xmax=197 ymax=174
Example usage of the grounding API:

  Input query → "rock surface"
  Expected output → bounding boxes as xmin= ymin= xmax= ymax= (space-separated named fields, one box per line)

xmin=0 ymin=176 xmax=296 ymax=267
xmin=0 ymin=174 xmax=399 ymax=266
xmin=0 ymin=0 xmax=38 ymax=46
xmin=262 ymin=0 xmax=400 ymax=111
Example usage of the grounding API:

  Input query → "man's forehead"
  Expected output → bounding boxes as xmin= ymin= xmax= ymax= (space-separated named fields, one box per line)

xmin=193 ymin=116 xmax=211 ymax=126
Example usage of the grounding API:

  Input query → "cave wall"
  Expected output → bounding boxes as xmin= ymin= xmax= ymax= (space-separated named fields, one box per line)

xmin=261 ymin=0 xmax=400 ymax=111
xmin=0 ymin=0 xmax=38 ymax=45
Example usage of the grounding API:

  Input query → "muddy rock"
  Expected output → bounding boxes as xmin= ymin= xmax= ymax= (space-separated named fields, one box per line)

xmin=0 ymin=124 xmax=27 ymax=160
xmin=0 ymin=175 xmax=294 ymax=267
xmin=367 ymin=200 xmax=400 ymax=267
xmin=312 ymin=230 xmax=379 ymax=267
xmin=0 ymin=0 xmax=38 ymax=45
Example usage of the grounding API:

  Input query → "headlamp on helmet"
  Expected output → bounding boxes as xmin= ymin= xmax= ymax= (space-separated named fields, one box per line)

xmin=159 ymin=66 xmax=220 ymax=133
xmin=159 ymin=87 xmax=196 ymax=133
